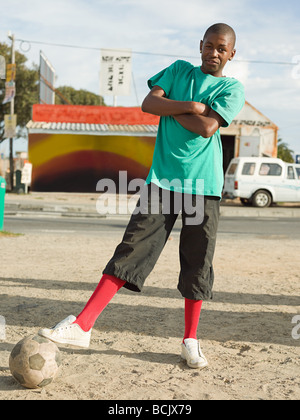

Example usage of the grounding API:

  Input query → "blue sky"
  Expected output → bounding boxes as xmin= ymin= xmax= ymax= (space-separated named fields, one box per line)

xmin=1 ymin=0 xmax=300 ymax=157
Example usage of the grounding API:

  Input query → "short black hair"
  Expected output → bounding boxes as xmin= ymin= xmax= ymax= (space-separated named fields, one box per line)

xmin=203 ymin=23 xmax=236 ymax=48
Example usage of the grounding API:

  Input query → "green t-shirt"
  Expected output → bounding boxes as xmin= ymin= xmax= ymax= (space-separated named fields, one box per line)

xmin=146 ymin=60 xmax=245 ymax=197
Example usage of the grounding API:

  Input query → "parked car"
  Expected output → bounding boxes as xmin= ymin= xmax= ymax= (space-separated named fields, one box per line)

xmin=223 ymin=157 xmax=300 ymax=207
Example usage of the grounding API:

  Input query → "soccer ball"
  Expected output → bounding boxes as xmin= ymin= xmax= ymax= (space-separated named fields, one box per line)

xmin=9 ymin=334 xmax=62 ymax=389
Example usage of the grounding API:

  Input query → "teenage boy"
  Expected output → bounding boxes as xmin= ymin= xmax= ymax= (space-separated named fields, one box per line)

xmin=39 ymin=23 xmax=245 ymax=369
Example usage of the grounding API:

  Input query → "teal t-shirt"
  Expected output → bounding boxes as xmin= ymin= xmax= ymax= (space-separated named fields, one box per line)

xmin=145 ymin=60 xmax=245 ymax=197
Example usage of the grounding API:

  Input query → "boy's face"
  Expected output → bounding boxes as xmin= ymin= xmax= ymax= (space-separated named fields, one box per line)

xmin=200 ymin=32 xmax=236 ymax=77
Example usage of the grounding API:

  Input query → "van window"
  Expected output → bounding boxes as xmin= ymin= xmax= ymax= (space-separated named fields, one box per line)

xmin=242 ymin=163 xmax=256 ymax=175
xmin=287 ymin=166 xmax=295 ymax=179
xmin=296 ymin=168 xmax=300 ymax=179
xmin=227 ymin=163 xmax=238 ymax=175
xmin=259 ymin=163 xmax=282 ymax=176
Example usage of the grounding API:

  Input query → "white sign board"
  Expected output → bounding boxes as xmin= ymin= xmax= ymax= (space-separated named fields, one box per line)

xmin=21 ymin=163 xmax=32 ymax=185
xmin=100 ymin=49 xmax=132 ymax=96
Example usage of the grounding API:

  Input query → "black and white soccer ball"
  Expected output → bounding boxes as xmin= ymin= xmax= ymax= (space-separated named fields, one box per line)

xmin=9 ymin=334 xmax=62 ymax=389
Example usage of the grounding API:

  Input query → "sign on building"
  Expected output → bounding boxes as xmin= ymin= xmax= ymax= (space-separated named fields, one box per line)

xmin=100 ymin=49 xmax=132 ymax=97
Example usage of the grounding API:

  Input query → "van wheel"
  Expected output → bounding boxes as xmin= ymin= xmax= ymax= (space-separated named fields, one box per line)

xmin=252 ymin=190 xmax=272 ymax=208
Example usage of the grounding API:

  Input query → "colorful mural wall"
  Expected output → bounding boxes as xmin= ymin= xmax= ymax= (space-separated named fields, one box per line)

xmin=29 ymin=133 xmax=155 ymax=192
xmin=28 ymin=104 xmax=159 ymax=192
xmin=27 ymin=103 xmax=278 ymax=192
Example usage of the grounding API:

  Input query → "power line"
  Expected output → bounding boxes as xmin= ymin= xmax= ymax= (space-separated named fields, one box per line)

xmin=16 ymin=38 xmax=295 ymax=66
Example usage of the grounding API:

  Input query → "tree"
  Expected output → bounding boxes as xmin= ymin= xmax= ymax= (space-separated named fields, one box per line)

xmin=0 ymin=42 xmax=39 ymax=143
xmin=55 ymin=86 xmax=105 ymax=106
xmin=0 ymin=42 xmax=106 ymax=145
xmin=277 ymin=138 xmax=294 ymax=163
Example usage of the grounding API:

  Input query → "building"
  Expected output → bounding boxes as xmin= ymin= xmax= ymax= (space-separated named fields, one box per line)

xmin=26 ymin=102 xmax=278 ymax=192
xmin=221 ymin=100 xmax=278 ymax=170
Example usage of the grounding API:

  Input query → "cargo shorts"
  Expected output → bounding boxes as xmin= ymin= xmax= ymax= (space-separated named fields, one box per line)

xmin=103 ymin=183 xmax=220 ymax=300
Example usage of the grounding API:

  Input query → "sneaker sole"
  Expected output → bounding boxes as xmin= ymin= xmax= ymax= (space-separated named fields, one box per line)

xmin=181 ymin=351 xmax=208 ymax=369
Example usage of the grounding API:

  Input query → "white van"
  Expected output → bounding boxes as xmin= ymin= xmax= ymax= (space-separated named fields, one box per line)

xmin=223 ymin=157 xmax=300 ymax=207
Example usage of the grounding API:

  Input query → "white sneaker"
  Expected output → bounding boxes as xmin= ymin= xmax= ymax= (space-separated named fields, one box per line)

xmin=38 ymin=315 xmax=91 ymax=348
xmin=181 ymin=338 xmax=208 ymax=369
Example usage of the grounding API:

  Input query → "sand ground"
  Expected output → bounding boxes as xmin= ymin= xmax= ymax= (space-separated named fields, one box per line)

xmin=0 ymin=221 xmax=299 ymax=400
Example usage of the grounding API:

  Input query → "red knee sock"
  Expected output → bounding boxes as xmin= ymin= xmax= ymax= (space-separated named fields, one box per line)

xmin=75 ymin=276 xmax=202 ymax=338
xmin=183 ymin=298 xmax=203 ymax=341
xmin=74 ymin=274 xmax=126 ymax=332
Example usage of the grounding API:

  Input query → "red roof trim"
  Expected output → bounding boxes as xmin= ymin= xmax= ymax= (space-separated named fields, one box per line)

xmin=32 ymin=104 xmax=160 ymax=126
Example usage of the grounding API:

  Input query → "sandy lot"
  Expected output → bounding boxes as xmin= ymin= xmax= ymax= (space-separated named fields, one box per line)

xmin=0 ymin=221 xmax=299 ymax=400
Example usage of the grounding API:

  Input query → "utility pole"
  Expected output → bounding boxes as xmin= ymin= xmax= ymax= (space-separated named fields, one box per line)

xmin=8 ymin=32 xmax=15 ymax=191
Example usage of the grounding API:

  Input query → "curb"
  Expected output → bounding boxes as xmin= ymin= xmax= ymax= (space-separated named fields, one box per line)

xmin=4 ymin=201 xmax=300 ymax=219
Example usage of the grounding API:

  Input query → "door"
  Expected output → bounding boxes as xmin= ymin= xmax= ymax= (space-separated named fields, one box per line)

xmin=279 ymin=166 xmax=300 ymax=202
xmin=221 ymin=135 xmax=235 ymax=173
xmin=239 ymin=135 xmax=260 ymax=157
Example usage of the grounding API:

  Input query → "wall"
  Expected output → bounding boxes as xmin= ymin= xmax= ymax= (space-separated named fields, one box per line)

xmin=29 ymin=132 xmax=155 ymax=192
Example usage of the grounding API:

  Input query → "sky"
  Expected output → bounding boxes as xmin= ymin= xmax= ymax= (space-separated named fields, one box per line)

xmin=0 ymin=0 xmax=300 ymax=158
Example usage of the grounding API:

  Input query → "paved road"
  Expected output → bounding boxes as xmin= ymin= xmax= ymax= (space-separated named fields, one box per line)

xmin=3 ymin=214 xmax=300 ymax=238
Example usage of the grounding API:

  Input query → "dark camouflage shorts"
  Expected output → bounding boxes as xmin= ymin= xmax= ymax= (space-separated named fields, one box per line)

xmin=104 ymin=183 xmax=220 ymax=300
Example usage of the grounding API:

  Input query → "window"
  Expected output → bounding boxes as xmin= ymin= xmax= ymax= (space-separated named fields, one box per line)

xmin=242 ymin=163 xmax=256 ymax=175
xmin=287 ymin=166 xmax=295 ymax=179
xmin=259 ymin=163 xmax=282 ymax=176
xmin=296 ymin=168 xmax=300 ymax=179
xmin=227 ymin=163 xmax=238 ymax=175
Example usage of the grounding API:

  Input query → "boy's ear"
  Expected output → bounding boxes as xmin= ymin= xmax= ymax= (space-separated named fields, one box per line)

xmin=200 ymin=40 xmax=203 ymax=53
xmin=229 ymin=49 xmax=236 ymax=61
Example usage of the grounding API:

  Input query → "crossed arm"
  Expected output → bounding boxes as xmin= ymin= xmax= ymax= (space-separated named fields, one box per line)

xmin=141 ymin=86 xmax=225 ymax=139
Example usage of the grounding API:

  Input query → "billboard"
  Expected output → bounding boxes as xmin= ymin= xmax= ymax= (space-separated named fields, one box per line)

xmin=100 ymin=49 xmax=132 ymax=97
xmin=39 ymin=51 xmax=55 ymax=104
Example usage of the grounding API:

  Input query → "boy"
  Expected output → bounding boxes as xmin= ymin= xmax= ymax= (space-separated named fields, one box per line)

xmin=39 ymin=23 xmax=245 ymax=369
